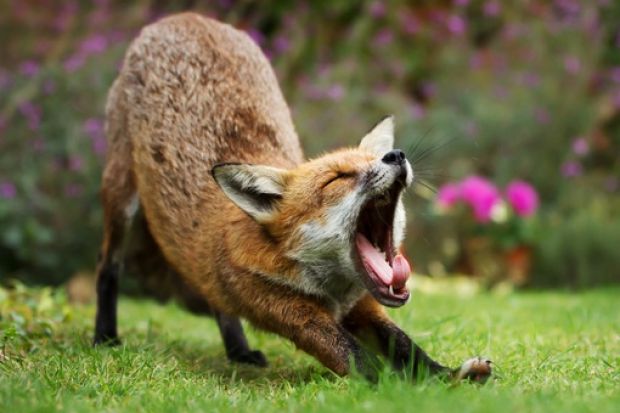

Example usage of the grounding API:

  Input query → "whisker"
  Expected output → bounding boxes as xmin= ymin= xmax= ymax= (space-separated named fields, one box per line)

xmin=416 ymin=179 xmax=438 ymax=194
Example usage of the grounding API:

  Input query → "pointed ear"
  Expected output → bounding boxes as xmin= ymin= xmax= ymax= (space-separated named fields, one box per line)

xmin=359 ymin=115 xmax=394 ymax=155
xmin=211 ymin=163 xmax=287 ymax=223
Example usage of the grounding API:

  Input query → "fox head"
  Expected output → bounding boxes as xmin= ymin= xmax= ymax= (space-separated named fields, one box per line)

xmin=212 ymin=116 xmax=414 ymax=308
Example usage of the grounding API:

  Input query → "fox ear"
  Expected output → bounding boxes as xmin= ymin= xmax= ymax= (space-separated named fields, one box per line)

xmin=359 ymin=115 xmax=394 ymax=155
xmin=212 ymin=163 xmax=287 ymax=223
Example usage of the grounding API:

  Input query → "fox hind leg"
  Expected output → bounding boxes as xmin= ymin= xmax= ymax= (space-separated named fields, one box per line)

xmin=215 ymin=312 xmax=267 ymax=367
xmin=93 ymin=163 xmax=138 ymax=346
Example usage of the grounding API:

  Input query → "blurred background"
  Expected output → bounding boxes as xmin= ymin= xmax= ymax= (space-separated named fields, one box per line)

xmin=0 ymin=0 xmax=618 ymax=291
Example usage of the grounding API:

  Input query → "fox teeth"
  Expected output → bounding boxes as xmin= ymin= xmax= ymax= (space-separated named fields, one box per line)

xmin=389 ymin=285 xmax=394 ymax=296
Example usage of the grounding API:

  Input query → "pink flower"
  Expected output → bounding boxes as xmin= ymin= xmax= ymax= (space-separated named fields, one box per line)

xmin=437 ymin=183 xmax=461 ymax=208
xmin=506 ymin=180 xmax=538 ymax=217
xmin=460 ymin=176 xmax=501 ymax=222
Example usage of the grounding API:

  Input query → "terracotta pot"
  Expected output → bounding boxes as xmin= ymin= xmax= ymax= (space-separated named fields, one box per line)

xmin=459 ymin=237 xmax=532 ymax=286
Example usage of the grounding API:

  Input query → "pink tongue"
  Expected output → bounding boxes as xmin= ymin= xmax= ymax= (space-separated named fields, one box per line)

xmin=355 ymin=233 xmax=411 ymax=290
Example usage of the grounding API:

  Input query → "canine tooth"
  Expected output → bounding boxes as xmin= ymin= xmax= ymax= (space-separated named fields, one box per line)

xmin=389 ymin=285 xmax=394 ymax=296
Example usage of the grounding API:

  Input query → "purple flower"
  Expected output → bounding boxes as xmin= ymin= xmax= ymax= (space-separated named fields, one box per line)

xmin=534 ymin=107 xmax=550 ymax=124
xmin=0 ymin=181 xmax=16 ymax=199
xmin=18 ymin=101 xmax=42 ymax=130
xmin=0 ymin=68 xmax=11 ymax=90
xmin=564 ymin=56 xmax=581 ymax=75
xmin=572 ymin=137 xmax=589 ymax=156
xmin=401 ymin=14 xmax=419 ymax=35
xmin=369 ymin=1 xmax=386 ymax=18
xmin=247 ymin=29 xmax=265 ymax=46
xmin=63 ymin=53 xmax=86 ymax=72
xmin=460 ymin=176 xmax=501 ymax=223
xmin=373 ymin=29 xmax=394 ymax=47
xmin=609 ymin=67 xmax=620 ymax=83
xmin=69 ymin=156 xmax=84 ymax=171
xmin=19 ymin=60 xmax=40 ymax=77
xmin=53 ymin=0 xmax=78 ymax=31
xmin=506 ymin=180 xmax=538 ymax=217
xmin=521 ymin=72 xmax=540 ymax=88
xmin=80 ymin=34 xmax=108 ymax=55
xmin=469 ymin=52 xmax=482 ymax=70
xmin=64 ymin=183 xmax=84 ymax=198
xmin=483 ymin=1 xmax=501 ymax=17
xmin=604 ymin=177 xmax=618 ymax=192
xmin=326 ymin=84 xmax=344 ymax=101
xmin=83 ymin=118 xmax=104 ymax=138
xmin=420 ymin=81 xmax=437 ymax=99
xmin=273 ymin=35 xmax=290 ymax=54
xmin=464 ymin=120 xmax=478 ymax=138
xmin=613 ymin=90 xmax=620 ymax=109
xmin=92 ymin=136 xmax=107 ymax=155
xmin=32 ymin=137 xmax=45 ymax=152
xmin=437 ymin=183 xmax=461 ymax=208
xmin=446 ymin=15 xmax=467 ymax=36
xmin=409 ymin=102 xmax=426 ymax=119
xmin=561 ymin=160 xmax=582 ymax=177
xmin=43 ymin=79 xmax=56 ymax=95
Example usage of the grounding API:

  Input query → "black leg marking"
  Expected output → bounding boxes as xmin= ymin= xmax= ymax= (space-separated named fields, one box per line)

xmin=215 ymin=312 xmax=267 ymax=367
xmin=94 ymin=260 xmax=121 ymax=346
xmin=373 ymin=321 xmax=450 ymax=379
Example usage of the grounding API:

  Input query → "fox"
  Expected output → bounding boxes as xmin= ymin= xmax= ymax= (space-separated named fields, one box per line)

xmin=94 ymin=12 xmax=491 ymax=382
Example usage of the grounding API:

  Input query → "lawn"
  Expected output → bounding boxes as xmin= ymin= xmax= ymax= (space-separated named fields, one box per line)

xmin=1 ymin=279 xmax=618 ymax=413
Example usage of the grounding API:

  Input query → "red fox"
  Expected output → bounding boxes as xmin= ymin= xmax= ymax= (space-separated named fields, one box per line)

xmin=94 ymin=12 xmax=491 ymax=382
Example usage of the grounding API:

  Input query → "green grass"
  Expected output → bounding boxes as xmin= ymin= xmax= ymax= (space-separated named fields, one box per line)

xmin=1 ymin=280 xmax=619 ymax=413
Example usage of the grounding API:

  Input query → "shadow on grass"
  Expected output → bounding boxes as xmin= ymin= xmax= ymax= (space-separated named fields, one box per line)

xmin=86 ymin=327 xmax=336 ymax=387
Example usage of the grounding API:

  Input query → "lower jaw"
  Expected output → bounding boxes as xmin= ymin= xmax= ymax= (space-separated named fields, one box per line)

xmin=370 ymin=288 xmax=410 ymax=307
xmin=353 ymin=256 xmax=410 ymax=307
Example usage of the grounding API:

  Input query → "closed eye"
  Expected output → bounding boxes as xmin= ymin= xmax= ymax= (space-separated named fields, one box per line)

xmin=323 ymin=172 xmax=356 ymax=188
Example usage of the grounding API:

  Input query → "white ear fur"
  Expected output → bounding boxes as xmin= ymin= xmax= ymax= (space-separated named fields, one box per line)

xmin=359 ymin=116 xmax=395 ymax=155
xmin=212 ymin=164 xmax=287 ymax=223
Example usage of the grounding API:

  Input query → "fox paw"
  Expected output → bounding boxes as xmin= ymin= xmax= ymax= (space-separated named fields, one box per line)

xmin=454 ymin=357 xmax=492 ymax=383
xmin=229 ymin=350 xmax=268 ymax=367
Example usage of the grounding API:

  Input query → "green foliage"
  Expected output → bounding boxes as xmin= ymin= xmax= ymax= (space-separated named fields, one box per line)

xmin=1 ymin=283 xmax=619 ymax=412
xmin=533 ymin=208 xmax=620 ymax=287
xmin=0 ymin=282 xmax=73 ymax=358
xmin=1 ymin=1 xmax=619 ymax=285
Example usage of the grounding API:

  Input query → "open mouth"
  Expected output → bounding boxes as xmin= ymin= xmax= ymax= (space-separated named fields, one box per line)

xmin=354 ymin=179 xmax=411 ymax=307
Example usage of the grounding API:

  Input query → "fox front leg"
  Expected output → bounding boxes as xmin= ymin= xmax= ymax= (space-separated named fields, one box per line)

xmin=342 ymin=294 xmax=492 ymax=382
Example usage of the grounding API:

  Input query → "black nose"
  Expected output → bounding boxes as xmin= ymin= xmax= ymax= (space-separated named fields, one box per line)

xmin=382 ymin=149 xmax=406 ymax=166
